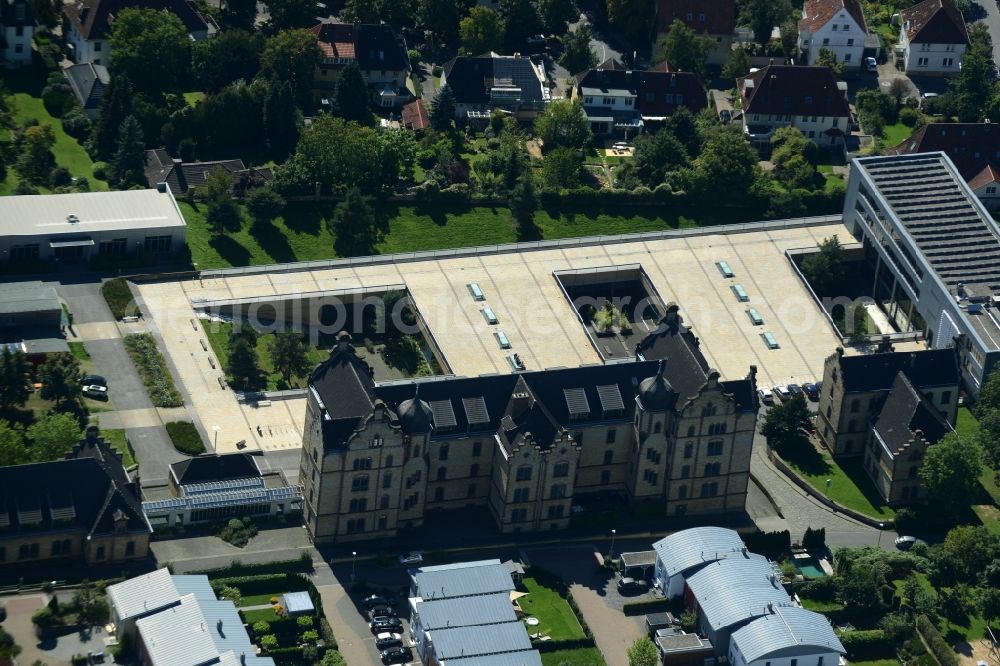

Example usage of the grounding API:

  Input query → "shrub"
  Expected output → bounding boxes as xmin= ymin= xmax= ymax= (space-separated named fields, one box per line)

xmin=296 ymin=615 xmax=313 ymax=629
xmin=916 ymin=615 xmax=959 ymax=666
xmin=622 ymin=599 xmax=670 ymax=615
xmin=14 ymin=180 xmax=40 ymax=195
xmin=62 ymin=108 xmax=92 ymax=140
xmin=270 ymin=596 xmax=279 ymax=604
xmin=165 ymin=421 xmax=205 ymax=454
xmin=301 ymin=629 xmax=319 ymax=643
xmin=408 ymin=49 xmax=422 ymax=67
xmin=899 ymin=107 xmax=920 ymax=127
xmin=124 ymin=334 xmax=183 ymax=406
xmin=49 ymin=166 xmax=72 ymax=188
xmin=101 ymin=278 xmax=136 ymax=319
xmin=253 ymin=620 xmax=271 ymax=635
xmin=431 ymin=65 xmax=442 ymax=77
xmin=92 ymin=162 xmax=109 ymax=181
xmin=838 ymin=629 xmax=893 ymax=661
xmin=218 ymin=585 xmax=242 ymax=605
xmin=260 ymin=634 xmax=279 ymax=650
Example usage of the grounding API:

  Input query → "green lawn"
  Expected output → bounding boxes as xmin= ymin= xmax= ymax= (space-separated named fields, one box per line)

xmin=184 ymin=91 xmax=205 ymax=107
xmin=100 ymin=428 xmax=136 ymax=468
xmin=881 ymin=122 xmax=915 ymax=146
xmin=239 ymin=592 xmax=285 ymax=607
xmin=68 ymin=341 xmax=90 ymax=362
xmin=799 ymin=597 xmax=844 ymax=613
xmin=779 ymin=444 xmax=896 ymax=520
xmin=182 ymin=200 xmax=725 ymax=270
xmin=540 ymin=647 xmax=606 ymax=666
xmin=241 ymin=607 xmax=281 ymax=624
xmin=518 ymin=576 xmax=586 ymax=641
xmin=955 ymin=407 xmax=1000 ymax=532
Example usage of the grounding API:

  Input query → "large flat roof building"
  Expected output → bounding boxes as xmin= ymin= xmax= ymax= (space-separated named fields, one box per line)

xmin=845 ymin=152 xmax=1000 ymax=394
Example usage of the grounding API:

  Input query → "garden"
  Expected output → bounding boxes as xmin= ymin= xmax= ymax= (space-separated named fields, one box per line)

xmin=123 ymin=333 xmax=183 ymax=408
xmin=515 ymin=568 xmax=606 ymax=666
xmin=165 ymin=420 xmax=206 ymax=455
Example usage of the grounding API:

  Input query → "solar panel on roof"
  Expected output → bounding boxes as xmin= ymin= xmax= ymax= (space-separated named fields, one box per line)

xmin=430 ymin=399 xmax=458 ymax=429
xmin=462 ymin=396 xmax=490 ymax=426
xmin=596 ymin=384 xmax=624 ymax=413
xmin=564 ymin=387 xmax=590 ymax=418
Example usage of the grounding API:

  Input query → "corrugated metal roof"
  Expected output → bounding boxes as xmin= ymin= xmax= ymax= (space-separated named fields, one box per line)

xmin=652 ymin=527 xmax=746 ymax=578
xmin=430 ymin=622 xmax=533 ymax=660
xmin=108 ymin=568 xmax=178 ymax=622
xmin=135 ymin=594 xmax=220 ymax=666
xmin=283 ymin=591 xmax=314 ymax=614
xmin=442 ymin=650 xmax=544 ymax=666
xmin=0 ymin=282 xmax=61 ymax=314
xmin=685 ymin=554 xmax=792 ymax=632
xmin=731 ymin=606 xmax=845 ymax=663
xmin=412 ymin=560 xmax=514 ymax=600
xmin=415 ymin=593 xmax=517 ymax=630
xmin=172 ymin=575 xmax=215 ymax=601
xmin=0 ymin=189 xmax=186 ymax=238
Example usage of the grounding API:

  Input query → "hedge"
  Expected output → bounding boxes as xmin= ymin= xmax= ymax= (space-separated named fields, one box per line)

xmin=622 ymin=599 xmax=671 ymax=616
xmin=837 ymin=629 xmax=894 ymax=661
xmin=165 ymin=421 xmax=205 ymax=455
xmin=536 ymin=638 xmax=597 ymax=652
xmin=123 ymin=334 xmax=182 ymax=407
xmin=744 ymin=530 xmax=791 ymax=559
xmin=210 ymin=573 xmax=311 ymax=597
xmin=917 ymin=615 xmax=958 ymax=666
xmin=194 ymin=554 xmax=314 ymax=577
xmin=267 ymin=647 xmax=305 ymax=665
xmin=101 ymin=278 xmax=137 ymax=320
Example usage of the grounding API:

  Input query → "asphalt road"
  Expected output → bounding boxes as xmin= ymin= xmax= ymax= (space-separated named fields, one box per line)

xmin=975 ymin=0 xmax=1000 ymax=69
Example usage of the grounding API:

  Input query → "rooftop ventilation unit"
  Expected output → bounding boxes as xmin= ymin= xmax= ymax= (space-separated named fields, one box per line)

xmin=67 ymin=214 xmax=79 ymax=224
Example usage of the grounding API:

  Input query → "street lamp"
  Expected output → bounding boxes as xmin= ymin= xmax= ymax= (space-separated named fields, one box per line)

xmin=351 ymin=551 xmax=357 ymax=584
xmin=825 ymin=478 xmax=832 ymax=496
xmin=212 ymin=425 xmax=221 ymax=449
xmin=876 ymin=522 xmax=886 ymax=549
xmin=609 ymin=529 xmax=617 ymax=560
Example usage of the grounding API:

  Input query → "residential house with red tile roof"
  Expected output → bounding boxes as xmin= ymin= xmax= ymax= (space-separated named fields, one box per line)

xmin=737 ymin=65 xmax=850 ymax=148
xmin=654 ymin=0 xmax=736 ymax=65
xmin=402 ymin=98 xmax=429 ymax=133
xmin=896 ymin=0 xmax=968 ymax=75
xmin=311 ymin=19 xmax=411 ymax=108
xmin=797 ymin=0 xmax=868 ymax=68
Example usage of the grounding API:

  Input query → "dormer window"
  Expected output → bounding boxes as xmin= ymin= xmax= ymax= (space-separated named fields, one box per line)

xmin=832 ymin=24 xmax=837 ymax=30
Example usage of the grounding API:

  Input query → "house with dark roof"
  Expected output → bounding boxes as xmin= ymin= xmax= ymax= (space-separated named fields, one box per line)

xmin=300 ymin=304 xmax=758 ymax=542
xmin=440 ymin=52 xmax=549 ymax=123
xmin=0 ymin=426 xmax=151 ymax=569
xmin=572 ymin=60 xmax=707 ymax=138
xmin=816 ymin=346 xmax=960 ymax=458
xmin=64 ymin=62 xmax=109 ymax=120
xmin=311 ymin=20 xmax=411 ymax=108
xmin=0 ymin=281 xmax=69 ymax=361
xmin=737 ymin=64 xmax=850 ymax=147
xmin=863 ymin=372 xmax=953 ymax=504
xmin=143 ymin=150 xmax=273 ymax=197
xmin=1 ymin=0 xmax=33 ymax=68
xmin=886 ymin=122 xmax=1000 ymax=210
xmin=797 ymin=0 xmax=869 ymax=68
xmin=655 ymin=0 xmax=736 ymax=65
xmin=63 ymin=0 xmax=216 ymax=66
xmin=897 ymin=0 xmax=968 ymax=75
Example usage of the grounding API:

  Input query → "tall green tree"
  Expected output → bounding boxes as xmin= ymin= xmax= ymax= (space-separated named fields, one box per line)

xmin=536 ymin=0 xmax=577 ymax=34
xmin=92 ymin=76 xmax=134 ymax=160
xmin=657 ymin=19 xmax=713 ymax=78
xmin=192 ymin=30 xmax=263 ymax=92
xmin=760 ymin=394 xmax=812 ymax=455
xmin=109 ymin=8 xmax=191 ymax=94
xmin=15 ymin=124 xmax=56 ymax=185
xmin=509 ymin=172 xmax=537 ymax=231
xmin=770 ymin=126 xmax=818 ymax=190
xmin=430 ymin=85 xmax=457 ymax=131
xmin=500 ymin=0 xmax=542 ymax=45
xmin=263 ymin=80 xmax=299 ymax=161
xmin=816 ymin=47 xmax=845 ymax=77
xmin=328 ymin=187 xmax=385 ymax=253
xmin=228 ymin=337 xmax=263 ymax=390
xmin=38 ymin=353 xmax=82 ymax=408
xmin=268 ymin=331 xmax=312 ymax=384
xmin=976 ymin=365 xmax=1000 ymax=470
xmin=260 ymin=29 xmax=321 ymax=107
xmin=942 ymin=525 xmax=1000 ymax=583
xmin=0 ymin=422 xmax=27 ymax=467
xmin=221 ymin=0 xmax=258 ymax=30
xmin=722 ymin=45 xmax=752 ymax=79
xmin=606 ymin=0 xmax=653 ymax=46
xmin=951 ymin=38 xmax=993 ymax=122
xmin=664 ymin=106 xmax=701 ymax=157
xmin=111 ymin=115 xmax=146 ymax=187
xmin=245 ymin=187 xmax=287 ymax=226
xmin=0 ymin=347 xmax=30 ymax=412
xmin=72 ymin=582 xmax=111 ymax=626
xmin=800 ymin=235 xmax=846 ymax=295
xmin=627 ymin=637 xmax=659 ymax=666
xmin=534 ymin=98 xmax=592 ymax=151
xmin=27 ymin=412 xmax=82 ymax=462
xmin=559 ymin=24 xmax=597 ymax=74
xmin=204 ymin=168 xmax=242 ymax=234
xmin=635 ymin=128 xmax=688 ymax=187
xmin=540 ymin=146 xmax=582 ymax=190
xmin=739 ymin=0 xmax=792 ymax=45
xmin=920 ymin=432 xmax=983 ymax=518
xmin=460 ymin=6 xmax=505 ymax=55
xmin=418 ymin=0 xmax=463 ymax=42
xmin=689 ymin=126 xmax=759 ymax=196
xmin=264 ymin=0 xmax=317 ymax=30
xmin=335 ymin=61 xmax=373 ymax=125
xmin=280 ymin=115 xmax=390 ymax=194
xmin=30 ymin=0 xmax=61 ymax=29
xmin=197 ymin=80 xmax=265 ymax=155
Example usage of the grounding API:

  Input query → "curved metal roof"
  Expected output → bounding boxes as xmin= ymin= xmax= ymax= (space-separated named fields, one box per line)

xmin=685 ymin=554 xmax=792 ymax=632
xmin=652 ymin=527 xmax=746 ymax=578
xmin=731 ymin=606 xmax=845 ymax=663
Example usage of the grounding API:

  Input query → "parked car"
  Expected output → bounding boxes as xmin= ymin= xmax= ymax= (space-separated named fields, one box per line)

xmin=381 ymin=646 xmax=412 ymax=664
xmin=526 ymin=34 xmax=547 ymax=45
xmin=369 ymin=605 xmax=398 ymax=620
xmin=895 ymin=536 xmax=917 ymax=550
xmin=363 ymin=595 xmax=389 ymax=609
xmin=375 ymin=632 xmax=403 ymax=650
xmin=773 ymin=385 xmax=791 ymax=402
xmin=787 ymin=384 xmax=803 ymax=398
xmin=81 ymin=374 xmax=107 ymax=387
xmin=371 ymin=616 xmax=403 ymax=633
xmin=757 ymin=387 xmax=774 ymax=405
xmin=399 ymin=550 xmax=423 ymax=566
xmin=83 ymin=384 xmax=108 ymax=399
xmin=803 ymin=383 xmax=819 ymax=401
xmin=865 ymin=56 xmax=877 ymax=72
xmin=617 ymin=577 xmax=649 ymax=594
xmin=612 ymin=141 xmax=629 ymax=150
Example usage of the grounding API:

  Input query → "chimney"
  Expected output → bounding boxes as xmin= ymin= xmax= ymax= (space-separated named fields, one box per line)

xmin=336 ymin=330 xmax=352 ymax=353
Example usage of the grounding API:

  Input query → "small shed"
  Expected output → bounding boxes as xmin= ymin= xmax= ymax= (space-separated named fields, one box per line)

xmin=504 ymin=559 xmax=526 ymax=586
xmin=646 ymin=612 xmax=676 ymax=637
xmin=282 ymin=591 xmax=314 ymax=616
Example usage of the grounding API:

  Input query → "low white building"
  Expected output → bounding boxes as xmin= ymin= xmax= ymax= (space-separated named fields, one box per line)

xmin=0 ymin=188 xmax=187 ymax=265
xmin=651 ymin=526 xmax=746 ymax=598
xmin=0 ymin=0 xmax=33 ymax=68
xmin=797 ymin=0 xmax=869 ymax=68
xmin=897 ymin=0 xmax=968 ymax=75
xmin=729 ymin=606 xmax=845 ymax=666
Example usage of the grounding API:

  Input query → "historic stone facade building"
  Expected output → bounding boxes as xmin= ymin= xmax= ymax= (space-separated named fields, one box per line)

xmin=300 ymin=307 xmax=759 ymax=543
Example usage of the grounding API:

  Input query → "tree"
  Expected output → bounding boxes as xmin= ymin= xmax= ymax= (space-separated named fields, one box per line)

xmin=0 ymin=346 xmax=30 ymax=412
xmin=627 ymin=637 xmax=659 ymax=666
xmin=664 ymin=106 xmax=701 ymax=157
xmin=192 ymin=30 xmax=262 ymax=92
xmin=0 ymin=422 xmax=27 ymax=467
xmin=740 ymin=0 xmax=792 ymax=45
xmin=221 ymin=0 xmax=258 ymax=30
xmin=418 ymin=0 xmax=463 ymax=42
xmin=779 ymin=18 xmax=798 ymax=58
xmin=378 ymin=129 xmax=418 ymax=182
xmin=263 ymin=80 xmax=300 ymax=161
xmin=606 ymin=0 xmax=653 ymax=46
xmin=534 ymin=98 xmax=592 ymax=151
xmin=760 ymin=395 xmax=812 ymax=454
xmin=635 ymin=128 xmax=688 ymax=187
xmin=722 ymin=45 xmax=751 ymax=79
xmin=835 ymin=557 xmax=890 ymax=613
xmin=657 ymin=19 xmax=713 ymax=78
xmin=38 ymin=353 xmax=82 ymax=408
xmin=941 ymin=525 xmax=999 ymax=583
xmin=334 ymin=61 xmax=373 ymax=125
xmin=537 ymin=0 xmax=576 ymax=34
xmin=540 ymin=146 xmax=582 ymax=190
xmin=109 ymin=8 xmax=191 ymax=94
xmin=245 ymin=187 xmax=286 ymax=226
xmin=430 ymin=85 xmax=457 ymax=131
xmin=951 ymin=43 xmax=993 ymax=122
xmin=92 ymin=76 xmax=134 ymax=160
xmin=771 ymin=127 xmax=817 ymax=190
xmin=27 ymin=412 xmax=82 ymax=462
xmin=328 ymin=187 xmax=384 ymax=253
xmin=977 ymin=365 xmax=1000 ymax=470
xmin=15 ymin=124 xmax=56 ymax=186
xmin=280 ymin=115 xmax=391 ymax=195
xmin=500 ymin=0 xmax=542 ymax=45
xmin=204 ymin=168 xmax=242 ymax=234
xmin=0 ymin=625 xmax=21 ymax=661
xmin=264 ymin=0 xmax=317 ymax=30
xmin=460 ymin=6 xmax=505 ymax=55
xmin=691 ymin=126 xmax=759 ymax=196
xmin=919 ymin=432 xmax=983 ymax=518
xmin=71 ymin=582 xmax=110 ymax=626
xmin=799 ymin=235 xmax=845 ymax=294
xmin=268 ymin=331 xmax=312 ymax=384
xmin=227 ymin=337 xmax=262 ymax=390
xmin=816 ymin=47 xmax=845 ymax=77
xmin=111 ymin=115 xmax=146 ymax=187
xmin=509 ymin=173 xmax=537 ymax=231
xmin=30 ymin=0 xmax=61 ymax=29
xmin=559 ymin=24 xmax=597 ymax=74
xmin=260 ymin=29 xmax=321 ymax=107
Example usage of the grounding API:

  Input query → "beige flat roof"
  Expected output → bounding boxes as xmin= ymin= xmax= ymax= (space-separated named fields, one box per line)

xmin=138 ymin=220 xmax=854 ymax=453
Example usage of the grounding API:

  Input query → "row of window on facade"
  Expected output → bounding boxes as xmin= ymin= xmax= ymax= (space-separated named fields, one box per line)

xmin=583 ymin=93 xmax=686 ymax=106
xmin=915 ymin=57 xmax=956 ymax=67
xmin=1 ymin=540 xmax=135 ymax=561
xmin=8 ymin=236 xmax=173 ymax=261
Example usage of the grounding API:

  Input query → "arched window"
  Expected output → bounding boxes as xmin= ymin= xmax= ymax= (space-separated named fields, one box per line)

xmin=654 ymin=421 xmax=662 ymax=434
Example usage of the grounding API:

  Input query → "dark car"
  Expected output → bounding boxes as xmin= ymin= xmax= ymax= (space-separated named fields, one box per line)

xmin=363 ymin=594 xmax=390 ymax=609
xmin=788 ymin=384 xmax=803 ymax=398
xmin=380 ymin=646 xmax=412 ymax=664
xmin=371 ymin=616 xmax=403 ymax=633
xmin=617 ymin=577 xmax=649 ymax=594
xmin=369 ymin=605 xmax=398 ymax=620
xmin=803 ymin=383 xmax=819 ymax=401
xmin=375 ymin=632 xmax=403 ymax=650
xmin=81 ymin=374 xmax=107 ymax=387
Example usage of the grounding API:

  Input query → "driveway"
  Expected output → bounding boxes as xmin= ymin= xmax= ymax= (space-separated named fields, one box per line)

xmin=974 ymin=0 xmax=1000 ymax=67
xmin=150 ymin=525 xmax=313 ymax=573
xmin=1 ymin=593 xmax=109 ymax=665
